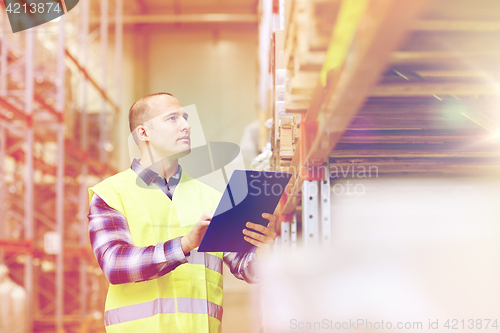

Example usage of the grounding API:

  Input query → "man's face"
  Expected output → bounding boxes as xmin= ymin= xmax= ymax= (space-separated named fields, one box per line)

xmin=143 ymin=96 xmax=191 ymax=160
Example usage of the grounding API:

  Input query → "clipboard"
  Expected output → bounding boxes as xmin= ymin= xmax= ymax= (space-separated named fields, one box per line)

xmin=198 ymin=170 xmax=292 ymax=253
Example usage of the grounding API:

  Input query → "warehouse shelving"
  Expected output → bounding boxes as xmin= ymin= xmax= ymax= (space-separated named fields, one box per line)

xmin=268 ymin=0 xmax=500 ymax=247
xmin=0 ymin=0 xmax=123 ymax=331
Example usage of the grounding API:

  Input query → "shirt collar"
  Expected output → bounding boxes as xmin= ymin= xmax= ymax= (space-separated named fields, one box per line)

xmin=131 ymin=158 xmax=182 ymax=186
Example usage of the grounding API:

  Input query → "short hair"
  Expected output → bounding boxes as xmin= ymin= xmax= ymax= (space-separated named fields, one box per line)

xmin=128 ymin=92 xmax=173 ymax=133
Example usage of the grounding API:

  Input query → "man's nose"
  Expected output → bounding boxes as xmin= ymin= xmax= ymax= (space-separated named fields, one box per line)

xmin=180 ymin=118 xmax=191 ymax=132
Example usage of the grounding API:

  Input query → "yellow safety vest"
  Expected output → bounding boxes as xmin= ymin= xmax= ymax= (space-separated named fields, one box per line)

xmin=89 ymin=168 xmax=224 ymax=333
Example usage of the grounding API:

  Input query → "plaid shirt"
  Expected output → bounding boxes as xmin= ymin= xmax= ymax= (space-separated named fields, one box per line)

xmin=88 ymin=159 xmax=259 ymax=285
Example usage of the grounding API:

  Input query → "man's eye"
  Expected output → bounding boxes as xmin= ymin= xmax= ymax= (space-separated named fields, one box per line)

xmin=168 ymin=116 xmax=176 ymax=121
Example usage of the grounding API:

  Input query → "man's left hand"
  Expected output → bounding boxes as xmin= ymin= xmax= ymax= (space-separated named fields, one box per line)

xmin=243 ymin=213 xmax=277 ymax=258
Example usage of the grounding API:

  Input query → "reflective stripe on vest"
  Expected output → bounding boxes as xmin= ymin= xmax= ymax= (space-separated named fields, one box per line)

xmin=187 ymin=250 xmax=223 ymax=274
xmin=104 ymin=298 xmax=223 ymax=326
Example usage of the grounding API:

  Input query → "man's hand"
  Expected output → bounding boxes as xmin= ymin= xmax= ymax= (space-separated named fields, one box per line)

xmin=242 ymin=213 xmax=277 ymax=258
xmin=181 ymin=211 xmax=214 ymax=254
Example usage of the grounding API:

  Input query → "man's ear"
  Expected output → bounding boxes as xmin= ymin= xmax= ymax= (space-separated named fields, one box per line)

xmin=136 ymin=125 xmax=149 ymax=142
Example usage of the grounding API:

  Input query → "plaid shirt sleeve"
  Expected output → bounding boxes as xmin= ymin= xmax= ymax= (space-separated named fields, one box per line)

xmin=88 ymin=194 xmax=188 ymax=285
xmin=223 ymin=251 xmax=260 ymax=284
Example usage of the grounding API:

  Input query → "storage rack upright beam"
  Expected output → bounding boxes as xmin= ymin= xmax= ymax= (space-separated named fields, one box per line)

xmin=55 ymin=15 xmax=66 ymax=333
xmin=99 ymin=0 xmax=108 ymax=163
xmin=78 ymin=0 xmax=90 ymax=326
xmin=24 ymin=23 xmax=35 ymax=333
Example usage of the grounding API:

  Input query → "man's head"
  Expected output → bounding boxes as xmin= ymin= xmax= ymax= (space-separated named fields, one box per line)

xmin=129 ymin=93 xmax=191 ymax=163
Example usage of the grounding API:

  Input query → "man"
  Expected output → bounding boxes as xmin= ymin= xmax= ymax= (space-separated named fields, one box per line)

xmin=88 ymin=93 xmax=277 ymax=333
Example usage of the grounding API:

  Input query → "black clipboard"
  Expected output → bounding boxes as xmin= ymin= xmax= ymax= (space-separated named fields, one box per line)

xmin=198 ymin=170 xmax=292 ymax=253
